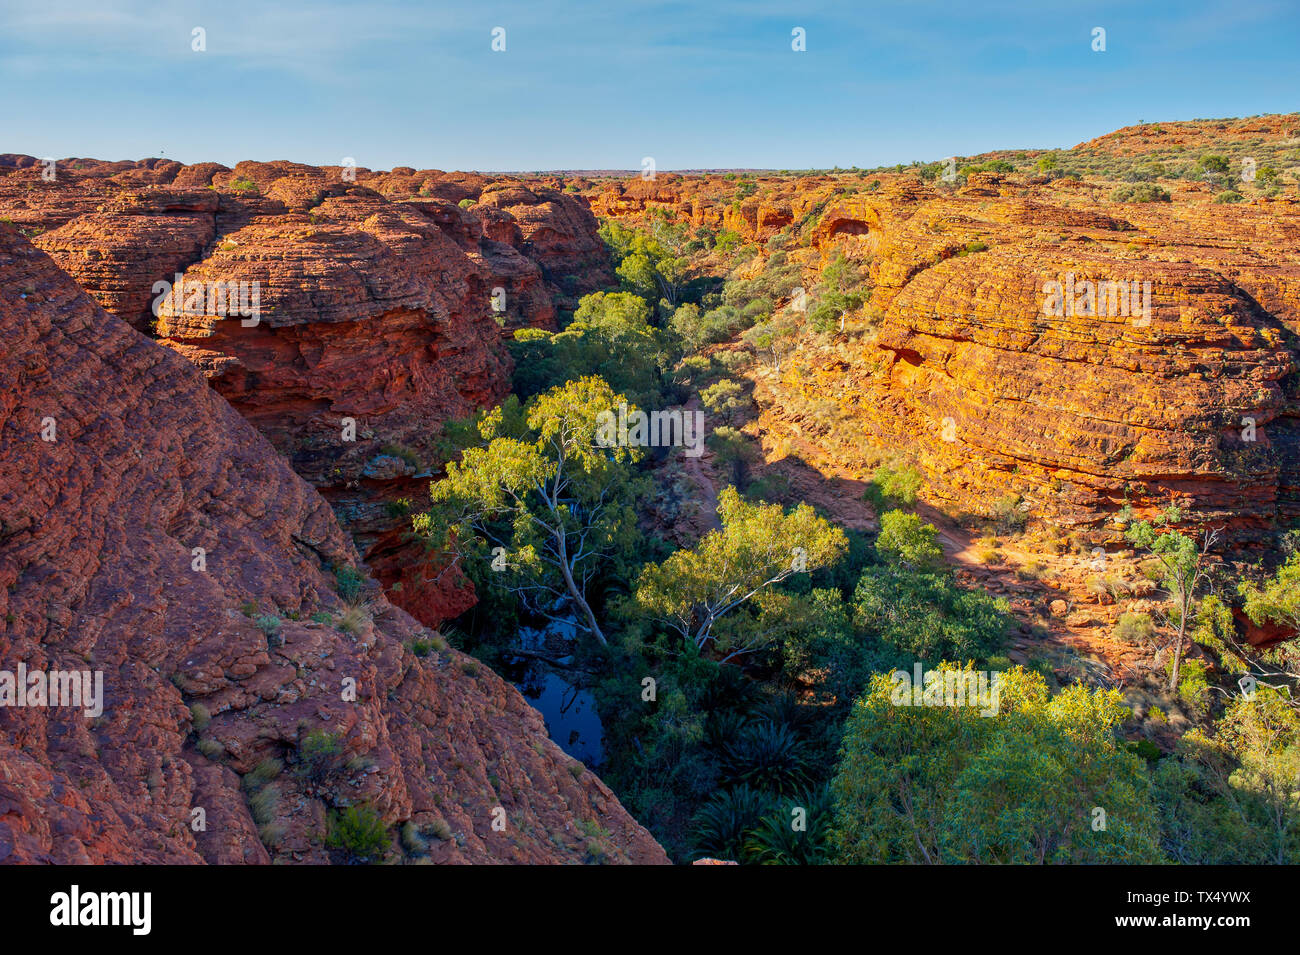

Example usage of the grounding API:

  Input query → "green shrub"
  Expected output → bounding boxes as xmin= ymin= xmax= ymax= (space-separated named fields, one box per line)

xmin=1110 ymin=183 xmax=1171 ymax=202
xmin=297 ymin=730 xmax=345 ymax=785
xmin=243 ymin=758 xmax=284 ymax=791
xmin=691 ymin=785 xmax=774 ymax=861
xmin=988 ymin=494 xmax=1028 ymax=533
xmin=741 ymin=787 xmax=833 ymax=865
xmin=385 ymin=497 xmax=414 ymax=518
xmin=326 ymin=804 xmax=390 ymax=863
xmin=429 ymin=817 xmax=452 ymax=840
xmin=337 ymin=604 xmax=369 ymax=635
xmin=334 ymin=565 xmax=366 ymax=604
xmin=714 ymin=230 xmax=743 ymax=253
xmin=1115 ymin=611 xmax=1156 ymax=646
xmin=721 ymin=721 xmax=811 ymax=795
xmin=1127 ymin=738 xmax=1163 ymax=762
xmin=380 ymin=443 xmax=421 ymax=470
xmin=875 ymin=511 xmax=943 ymax=569
xmin=197 ymin=738 xmax=224 ymax=759
xmin=1171 ymin=657 xmax=1212 ymax=714
xmin=248 ymin=786 xmax=279 ymax=825
xmin=864 ymin=463 xmax=923 ymax=510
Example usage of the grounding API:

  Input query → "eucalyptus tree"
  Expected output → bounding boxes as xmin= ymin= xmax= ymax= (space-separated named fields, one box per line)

xmin=416 ymin=376 xmax=644 ymax=646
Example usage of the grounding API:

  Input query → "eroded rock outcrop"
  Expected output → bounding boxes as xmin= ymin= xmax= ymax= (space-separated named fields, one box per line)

xmin=0 ymin=228 xmax=666 ymax=865
xmin=797 ymin=188 xmax=1300 ymax=540
xmin=593 ymin=171 xmax=1300 ymax=541
xmin=0 ymin=157 xmax=614 ymax=626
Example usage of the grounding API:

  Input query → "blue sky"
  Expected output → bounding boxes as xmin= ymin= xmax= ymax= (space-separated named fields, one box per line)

xmin=1 ymin=0 xmax=1296 ymax=171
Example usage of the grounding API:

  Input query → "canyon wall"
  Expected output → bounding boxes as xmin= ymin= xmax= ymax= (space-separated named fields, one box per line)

xmin=0 ymin=227 xmax=665 ymax=864
xmin=0 ymin=156 xmax=613 ymax=626
xmin=593 ymin=172 xmax=1300 ymax=541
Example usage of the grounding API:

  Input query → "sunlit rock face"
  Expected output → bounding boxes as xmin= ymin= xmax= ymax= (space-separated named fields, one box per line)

xmin=593 ymin=169 xmax=1300 ymax=542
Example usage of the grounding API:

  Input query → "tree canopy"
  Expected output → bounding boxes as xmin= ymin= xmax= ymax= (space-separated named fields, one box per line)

xmin=416 ymin=376 xmax=644 ymax=645
xmin=831 ymin=666 xmax=1164 ymax=863
xmin=634 ymin=486 xmax=848 ymax=656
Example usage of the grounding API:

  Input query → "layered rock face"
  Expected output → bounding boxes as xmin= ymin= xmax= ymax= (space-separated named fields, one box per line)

xmin=0 ymin=157 xmax=613 ymax=625
xmin=593 ymin=172 xmax=1300 ymax=540
xmin=820 ymin=189 xmax=1299 ymax=539
xmin=0 ymin=228 xmax=666 ymax=864
xmin=591 ymin=174 xmax=830 ymax=246
xmin=477 ymin=182 xmax=616 ymax=304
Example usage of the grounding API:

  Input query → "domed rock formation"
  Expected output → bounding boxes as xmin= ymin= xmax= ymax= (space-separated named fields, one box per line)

xmin=0 ymin=157 xmax=616 ymax=627
xmin=0 ymin=226 xmax=666 ymax=865
xmin=592 ymin=170 xmax=1300 ymax=542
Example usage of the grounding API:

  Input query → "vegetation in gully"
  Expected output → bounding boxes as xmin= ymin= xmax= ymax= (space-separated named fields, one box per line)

xmin=417 ymin=180 xmax=1300 ymax=864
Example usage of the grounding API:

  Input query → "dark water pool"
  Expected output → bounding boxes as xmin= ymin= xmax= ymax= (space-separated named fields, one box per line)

xmin=504 ymin=618 xmax=604 ymax=766
xmin=515 ymin=667 xmax=604 ymax=766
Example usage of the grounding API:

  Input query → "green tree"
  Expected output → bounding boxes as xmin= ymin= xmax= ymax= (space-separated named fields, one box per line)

xmin=852 ymin=565 xmax=1007 ymax=662
xmin=831 ymin=667 xmax=1164 ymax=863
xmin=605 ymin=221 xmax=689 ymax=306
xmin=1157 ymin=688 xmax=1300 ymax=863
xmin=779 ymin=588 xmax=897 ymax=707
xmin=509 ymin=291 xmax=672 ymax=406
xmin=1191 ymin=594 xmax=1248 ymax=675
xmin=675 ymin=303 xmax=747 ymax=349
xmin=699 ymin=378 xmax=751 ymax=426
xmin=875 ymin=510 xmax=942 ymax=569
xmin=1197 ymin=153 xmax=1230 ymax=176
xmin=741 ymin=314 xmax=801 ymax=372
xmin=706 ymin=426 xmax=761 ymax=487
xmin=1126 ymin=511 xmax=1221 ymax=691
xmin=668 ymin=302 xmax=706 ymax=350
xmin=417 ymin=377 xmax=643 ymax=645
xmin=807 ymin=253 xmax=869 ymax=333
xmin=1238 ymin=553 xmax=1300 ymax=688
xmin=634 ymin=487 xmax=848 ymax=655
xmin=616 ymin=252 xmax=659 ymax=299
xmin=1240 ymin=552 xmax=1300 ymax=635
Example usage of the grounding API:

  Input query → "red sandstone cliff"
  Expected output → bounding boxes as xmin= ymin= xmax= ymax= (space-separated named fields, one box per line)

xmin=0 ymin=227 xmax=666 ymax=865
xmin=592 ymin=171 xmax=1300 ymax=541
xmin=0 ymin=157 xmax=614 ymax=627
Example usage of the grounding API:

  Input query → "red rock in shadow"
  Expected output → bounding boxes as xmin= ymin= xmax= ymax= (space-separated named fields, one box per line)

xmin=0 ymin=227 xmax=666 ymax=865
xmin=0 ymin=157 xmax=616 ymax=628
